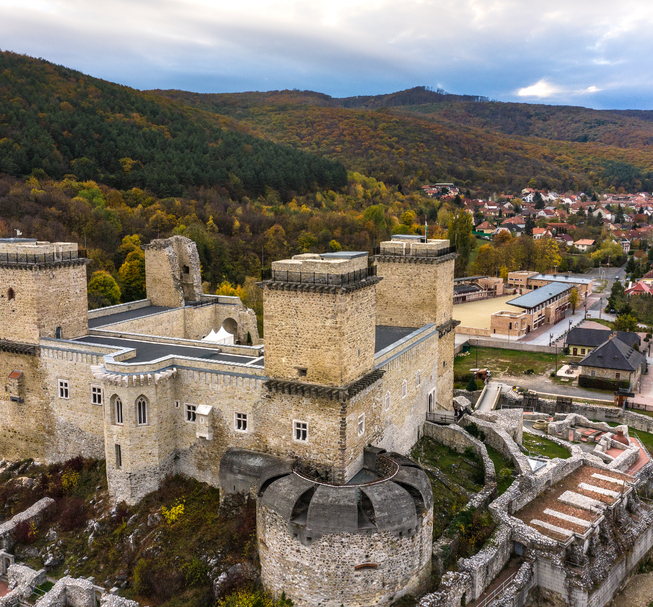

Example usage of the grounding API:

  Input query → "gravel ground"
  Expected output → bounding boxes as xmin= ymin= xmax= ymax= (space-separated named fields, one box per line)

xmin=609 ymin=572 xmax=653 ymax=607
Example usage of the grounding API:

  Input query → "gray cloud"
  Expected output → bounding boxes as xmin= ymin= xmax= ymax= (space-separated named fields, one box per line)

xmin=0 ymin=0 xmax=652 ymax=107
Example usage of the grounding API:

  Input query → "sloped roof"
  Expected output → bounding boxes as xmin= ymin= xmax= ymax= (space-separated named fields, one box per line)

xmin=507 ymin=282 xmax=571 ymax=309
xmin=580 ymin=337 xmax=645 ymax=371
xmin=568 ymin=328 xmax=640 ymax=349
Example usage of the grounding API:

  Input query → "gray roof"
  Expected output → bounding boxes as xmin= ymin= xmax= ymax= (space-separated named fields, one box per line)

xmin=580 ymin=338 xmax=645 ymax=372
xmin=319 ymin=251 xmax=368 ymax=259
xmin=568 ymin=328 xmax=640 ymax=349
xmin=88 ymin=305 xmax=173 ymax=328
xmin=507 ymin=282 xmax=572 ymax=310
xmin=75 ymin=335 xmax=261 ymax=365
xmin=375 ymin=325 xmax=418 ymax=353
xmin=532 ymin=274 xmax=594 ymax=285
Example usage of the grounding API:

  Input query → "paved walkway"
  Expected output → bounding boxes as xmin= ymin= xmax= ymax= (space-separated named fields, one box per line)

xmin=476 ymin=382 xmax=502 ymax=411
xmin=467 ymin=558 xmax=523 ymax=607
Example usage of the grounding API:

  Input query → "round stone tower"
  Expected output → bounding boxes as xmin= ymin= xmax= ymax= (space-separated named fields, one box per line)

xmin=255 ymin=450 xmax=433 ymax=607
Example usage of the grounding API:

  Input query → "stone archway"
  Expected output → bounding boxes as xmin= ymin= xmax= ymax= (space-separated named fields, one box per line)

xmin=222 ymin=318 xmax=238 ymax=336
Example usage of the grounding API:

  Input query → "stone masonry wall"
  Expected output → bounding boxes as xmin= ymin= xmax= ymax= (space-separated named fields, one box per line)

xmin=0 ymin=262 xmax=88 ymax=344
xmin=40 ymin=345 xmax=106 ymax=462
xmin=375 ymin=257 xmax=455 ymax=328
xmin=258 ymin=504 xmax=433 ymax=607
xmin=0 ymin=352 xmax=50 ymax=461
xmin=263 ymin=285 xmax=376 ymax=386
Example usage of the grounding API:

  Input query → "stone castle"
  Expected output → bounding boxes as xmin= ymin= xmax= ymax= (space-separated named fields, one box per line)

xmin=0 ymin=234 xmax=458 ymax=606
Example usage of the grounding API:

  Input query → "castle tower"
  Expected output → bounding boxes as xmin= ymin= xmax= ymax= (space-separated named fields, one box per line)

xmin=375 ymin=235 xmax=458 ymax=410
xmin=143 ymin=235 xmax=203 ymax=308
xmin=374 ymin=235 xmax=456 ymax=328
xmin=0 ymin=239 xmax=89 ymax=344
xmin=261 ymin=252 xmax=379 ymax=386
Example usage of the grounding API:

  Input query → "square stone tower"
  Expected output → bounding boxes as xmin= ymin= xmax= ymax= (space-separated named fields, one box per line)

xmin=260 ymin=252 xmax=379 ymax=386
xmin=375 ymin=235 xmax=456 ymax=328
xmin=0 ymin=239 xmax=89 ymax=344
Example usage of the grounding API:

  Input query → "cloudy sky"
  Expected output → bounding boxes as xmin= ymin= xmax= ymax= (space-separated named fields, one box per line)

xmin=1 ymin=0 xmax=651 ymax=109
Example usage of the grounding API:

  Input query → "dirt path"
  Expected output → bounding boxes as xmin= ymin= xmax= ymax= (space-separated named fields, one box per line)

xmin=610 ymin=572 xmax=653 ymax=607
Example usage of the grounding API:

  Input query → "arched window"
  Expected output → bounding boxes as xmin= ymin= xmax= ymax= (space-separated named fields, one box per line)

xmin=136 ymin=397 xmax=148 ymax=425
xmin=401 ymin=379 xmax=408 ymax=398
xmin=384 ymin=391 xmax=391 ymax=411
xmin=55 ymin=327 xmax=62 ymax=339
xmin=114 ymin=396 xmax=123 ymax=425
xmin=7 ymin=288 xmax=15 ymax=301
xmin=416 ymin=370 xmax=421 ymax=387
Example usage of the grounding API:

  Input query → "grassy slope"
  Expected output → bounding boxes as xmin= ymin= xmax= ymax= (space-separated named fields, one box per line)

xmin=1 ymin=459 xmax=258 ymax=607
xmin=522 ymin=433 xmax=572 ymax=460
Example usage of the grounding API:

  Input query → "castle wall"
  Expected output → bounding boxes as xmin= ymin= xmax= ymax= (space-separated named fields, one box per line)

xmin=258 ymin=505 xmax=433 ymax=607
xmin=40 ymin=344 xmax=108 ymax=462
xmin=0 ymin=351 xmax=50 ymax=461
xmin=375 ymin=257 xmax=455 ymax=328
xmin=96 ymin=300 xmax=260 ymax=344
xmin=263 ymin=285 xmax=376 ymax=386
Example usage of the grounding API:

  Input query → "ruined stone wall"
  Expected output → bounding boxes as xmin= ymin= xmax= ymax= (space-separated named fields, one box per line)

xmin=422 ymin=422 xmax=496 ymax=483
xmin=263 ymin=285 xmax=376 ymax=386
xmin=0 ymin=262 xmax=87 ymax=344
xmin=0 ymin=351 xmax=50 ymax=461
xmin=144 ymin=236 xmax=203 ymax=307
xmin=375 ymin=257 xmax=455 ymax=328
xmin=258 ymin=504 xmax=433 ymax=607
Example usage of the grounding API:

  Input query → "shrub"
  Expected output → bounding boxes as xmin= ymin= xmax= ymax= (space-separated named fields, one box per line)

xmin=114 ymin=501 xmax=130 ymax=524
xmin=466 ymin=377 xmax=479 ymax=392
xmin=61 ymin=469 xmax=79 ymax=493
xmin=58 ymin=496 xmax=86 ymax=532
xmin=13 ymin=520 xmax=37 ymax=544
xmin=183 ymin=557 xmax=209 ymax=587
xmin=134 ymin=557 xmax=184 ymax=600
xmin=466 ymin=422 xmax=486 ymax=443
xmin=62 ymin=456 xmax=85 ymax=472
xmin=578 ymin=376 xmax=629 ymax=391
xmin=161 ymin=498 xmax=185 ymax=524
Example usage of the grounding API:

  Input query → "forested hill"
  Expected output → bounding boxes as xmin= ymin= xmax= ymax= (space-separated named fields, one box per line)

xmin=401 ymin=101 xmax=653 ymax=147
xmin=0 ymin=52 xmax=347 ymax=199
xmin=154 ymin=87 xmax=653 ymax=194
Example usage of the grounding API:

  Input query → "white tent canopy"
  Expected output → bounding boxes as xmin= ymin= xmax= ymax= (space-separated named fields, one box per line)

xmin=202 ymin=327 xmax=235 ymax=345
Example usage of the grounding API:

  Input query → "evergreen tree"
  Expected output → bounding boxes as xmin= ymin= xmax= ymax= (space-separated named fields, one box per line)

xmin=448 ymin=209 xmax=474 ymax=277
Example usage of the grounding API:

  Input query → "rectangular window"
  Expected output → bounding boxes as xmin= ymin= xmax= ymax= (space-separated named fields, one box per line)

xmin=115 ymin=398 xmax=123 ymax=425
xmin=416 ymin=371 xmax=421 ymax=387
xmin=294 ymin=420 xmax=308 ymax=442
xmin=616 ymin=373 xmax=621 ymax=380
xmin=58 ymin=379 xmax=69 ymax=399
xmin=358 ymin=413 xmax=365 ymax=437
xmin=185 ymin=404 xmax=197 ymax=422
xmin=581 ymin=349 xmax=586 ymax=355
xmin=115 ymin=444 xmax=122 ymax=469
xmin=91 ymin=385 xmax=103 ymax=405
xmin=591 ymin=369 xmax=596 ymax=377
xmin=235 ymin=412 xmax=248 ymax=432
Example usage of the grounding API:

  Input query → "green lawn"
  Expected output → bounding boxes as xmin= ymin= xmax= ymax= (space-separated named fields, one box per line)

xmin=484 ymin=444 xmax=514 ymax=495
xmin=455 ymin=346 xmax=570 ymax=387
xmin=522 ymin=432 xmax=571 ymax=459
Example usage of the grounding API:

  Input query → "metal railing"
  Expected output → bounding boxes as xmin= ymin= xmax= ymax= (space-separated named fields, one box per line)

xmin=0 ymin=249 xmax=86 ymax=264
xmin=261 ymin=264 xmax=377 ymax=286
xmin=473 ymin=570 xmax=518 ymax=607
xmin=375 ymin=245 xmax=456 ymax=258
